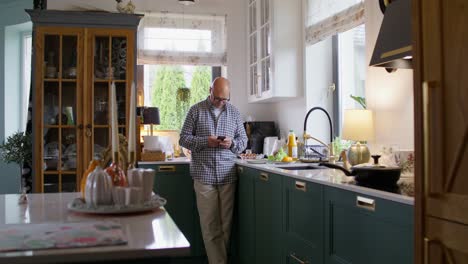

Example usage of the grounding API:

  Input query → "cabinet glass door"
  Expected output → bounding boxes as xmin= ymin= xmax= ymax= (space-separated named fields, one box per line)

xmin=249 ymin=0 xmax=259 ymax=98
xmin=90 ymin=31 xmax=131 ymax=165
xmin=42 ymin=32 xmax=81 ymax=192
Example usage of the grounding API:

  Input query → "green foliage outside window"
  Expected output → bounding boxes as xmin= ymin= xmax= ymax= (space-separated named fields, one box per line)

xmin=151 ymin=65 xmax=211 ymax=131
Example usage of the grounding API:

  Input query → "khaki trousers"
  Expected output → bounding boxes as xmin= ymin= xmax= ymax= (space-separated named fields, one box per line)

xmin=194 ymin=180 xmax=236 ymax=264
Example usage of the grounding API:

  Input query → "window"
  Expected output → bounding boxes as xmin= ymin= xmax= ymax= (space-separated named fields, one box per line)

xmin=143 ymin=65 xmax=214 ymax=131
xmin=304 ymin=0 xmax=365 ymax=140
xmin=22 ymin=33 xmax=32 ymax=132
xmin=138 ymin=12 xmax=227 ymax=133
xmin=334 ymin=24 xmax=366 ymax=135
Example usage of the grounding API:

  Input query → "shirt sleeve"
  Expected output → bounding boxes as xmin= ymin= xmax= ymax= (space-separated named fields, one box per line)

xmin=230 ymin=109 xmax=248 ymax=154
xmin=179 ymin=106 xmax=208 ymax=152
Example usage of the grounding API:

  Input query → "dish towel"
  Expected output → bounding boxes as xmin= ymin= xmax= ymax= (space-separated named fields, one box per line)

xmin=0 ymin=221 xmax=127 ymax=252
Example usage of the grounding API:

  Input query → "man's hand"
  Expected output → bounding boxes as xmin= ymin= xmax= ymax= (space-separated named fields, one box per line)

xmin=219 ymin=137 xmax=232 ymax=149
xmin=208 ymin=136 xmax=221 ymax=147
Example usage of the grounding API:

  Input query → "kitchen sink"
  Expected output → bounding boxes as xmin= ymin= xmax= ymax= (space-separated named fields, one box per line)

xmin=276 ymin=165 xmax=323 ymax=170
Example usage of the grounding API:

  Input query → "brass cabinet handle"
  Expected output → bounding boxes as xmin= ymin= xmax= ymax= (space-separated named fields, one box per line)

xmin=423 ymin=81 xmax=433 ymax=194
xmin=290 ymin=253 xmax=308 ymax=264
xmin=295 ymin=181 xmax=306 ymax=192
xmin=356 ymin=196 xmax=376 ymax=211
xmin=158 ymin=166 xmax=176 ymax=172
xmin=259 ymin=172 xmax=269 ymax=181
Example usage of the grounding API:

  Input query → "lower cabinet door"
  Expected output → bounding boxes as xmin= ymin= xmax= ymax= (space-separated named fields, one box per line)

xmin=324 ymin=187 xmax=414 ymax=264
xmin=236 ymin=166 xmax=255 ymax=264
xmin=254 ymin=171 xmax=283 ymax=264
xmin=283 ymin=177 xmax=323 ymax=263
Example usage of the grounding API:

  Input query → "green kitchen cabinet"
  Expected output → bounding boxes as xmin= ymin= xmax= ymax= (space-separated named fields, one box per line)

xmin=283 ymin=176 xmax=324 ymax=264
xmin=138 ymin=163 xmax=205 ymax=261
xmin=324 ymin=186 xmax=413 ymax=264
xmin=254 ymin=170 xmax=283 ymax=264
xmin=235 ymin=165 xmax=256 ymax=264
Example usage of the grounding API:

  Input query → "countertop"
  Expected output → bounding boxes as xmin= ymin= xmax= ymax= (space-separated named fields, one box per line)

xmin=139 ymin=157 xmax=191 ymax=165
xmin=138 ymin=158 xmax=414 ymax=205
xmin=0 ymin=193 xmax=190 ymax=264
xmin=235 ymin=160 xmax=414 ymax=205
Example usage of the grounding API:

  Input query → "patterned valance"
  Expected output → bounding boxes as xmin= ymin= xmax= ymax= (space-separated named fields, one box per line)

xmin=138 ymin=12 xmax=227 ymax=66
xmin=305 ymin=1 xmax=365 ymax=46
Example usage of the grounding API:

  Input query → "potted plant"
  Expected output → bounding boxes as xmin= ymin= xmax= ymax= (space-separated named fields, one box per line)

xmin=0 ymin=131 xmax=32 ymax=203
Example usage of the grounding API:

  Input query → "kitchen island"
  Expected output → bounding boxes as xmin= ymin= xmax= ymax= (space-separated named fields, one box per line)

xmin=0 ymin=193 xmax=190 ymax=264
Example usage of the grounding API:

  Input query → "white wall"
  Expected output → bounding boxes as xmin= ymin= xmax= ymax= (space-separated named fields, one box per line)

xmin=365 ymin=0 xmax=414 ymax=151
xmin=48 ymin=0 xmax=275 ymax=123
xmin=0 ymin=0 xmax=32 ymax=194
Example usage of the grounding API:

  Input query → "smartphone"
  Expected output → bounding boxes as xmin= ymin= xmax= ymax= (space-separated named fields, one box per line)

xmin=217 ymin=136 xmax=226 ymax=141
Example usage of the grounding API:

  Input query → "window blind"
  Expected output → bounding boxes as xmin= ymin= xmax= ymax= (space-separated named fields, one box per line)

xmin=305 ymin=0 xmax=365 ymax=46
xmin=138 ymin=12 xmax=227 ymax=66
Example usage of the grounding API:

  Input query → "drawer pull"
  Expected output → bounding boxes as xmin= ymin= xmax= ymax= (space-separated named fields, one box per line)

xmin=356 ymin=196 xmax=375 ymax=211
xmin=290 ymin=253 xmax=308 ymax=264
xmin=295 ymin=181 xmax=306 ymax=192
xmin=158 ymin=166 xmax=176 ymax=172
xmin=260 ymin=173 xmax=269 ymax=181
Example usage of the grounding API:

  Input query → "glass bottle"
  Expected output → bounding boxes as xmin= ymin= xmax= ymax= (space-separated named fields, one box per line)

xmin=287 ymin=130 xmax=298 ymax=159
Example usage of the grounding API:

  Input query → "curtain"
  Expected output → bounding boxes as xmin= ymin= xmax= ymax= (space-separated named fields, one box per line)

xmin=305 ymin=0 xmax=365 ymax=46
xmin=138 ymin=12 xmax=227 ymax=66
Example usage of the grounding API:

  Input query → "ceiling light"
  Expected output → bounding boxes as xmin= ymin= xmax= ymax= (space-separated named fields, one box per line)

xmin=178 ymin=0 xmax=195 ymax=5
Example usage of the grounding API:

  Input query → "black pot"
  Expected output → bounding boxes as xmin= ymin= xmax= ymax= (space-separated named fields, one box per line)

xmin=319 ymin=155 xmax=401 ymax=186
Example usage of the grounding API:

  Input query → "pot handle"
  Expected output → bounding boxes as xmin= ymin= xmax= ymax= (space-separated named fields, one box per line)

xmin=319 ymin=162 xmax=355 ymax=176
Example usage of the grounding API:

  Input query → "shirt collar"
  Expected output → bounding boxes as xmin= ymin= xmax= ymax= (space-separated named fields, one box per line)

xmin=206 ymin=96 xmax=227 ymax=111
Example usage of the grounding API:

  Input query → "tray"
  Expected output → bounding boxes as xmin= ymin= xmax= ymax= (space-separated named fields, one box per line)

xmin=67 ymin=194 xmax=167 ymax=215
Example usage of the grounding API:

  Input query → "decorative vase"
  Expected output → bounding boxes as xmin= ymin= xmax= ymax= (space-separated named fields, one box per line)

xmin=105 ymin=162 xmax=127 ymax=187
xmin=84 ymin=166 xmax=114 ymax=207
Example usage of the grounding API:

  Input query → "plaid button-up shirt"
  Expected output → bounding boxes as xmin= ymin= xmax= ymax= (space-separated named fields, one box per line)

xmin=179 ymin=98 xmax=248 ymax=185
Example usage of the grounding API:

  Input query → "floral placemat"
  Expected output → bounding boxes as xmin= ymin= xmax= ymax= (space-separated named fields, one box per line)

xmin=0 ymin=221 xmax=127 ymax=252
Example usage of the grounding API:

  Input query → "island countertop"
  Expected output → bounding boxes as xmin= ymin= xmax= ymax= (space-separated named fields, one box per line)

xmin=0 ymin=193 xmax=190 ymax=264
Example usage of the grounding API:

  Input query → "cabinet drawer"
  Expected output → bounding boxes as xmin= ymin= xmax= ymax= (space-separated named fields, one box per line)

xmin=285 ymin=239 xmax=318 ymax=264
xmin=139 ymin=164 xmax=190 ymax=175
xmin=325 ymin=187 xmax=413 ymax=224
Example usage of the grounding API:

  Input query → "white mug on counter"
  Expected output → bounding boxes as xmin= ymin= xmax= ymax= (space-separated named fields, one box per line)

xmin=127 ymin=168 xmax=155 ymax=202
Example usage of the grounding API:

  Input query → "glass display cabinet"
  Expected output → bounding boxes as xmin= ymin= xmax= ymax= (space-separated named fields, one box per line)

xmin=28 ymin=10 xmax=142 ymax=193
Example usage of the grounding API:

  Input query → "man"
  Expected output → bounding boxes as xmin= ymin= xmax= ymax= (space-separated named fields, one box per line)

xmin=179 ymin=77 xmax=247 ymax=264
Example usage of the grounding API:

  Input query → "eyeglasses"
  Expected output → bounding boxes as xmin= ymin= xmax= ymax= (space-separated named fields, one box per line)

xmin=212 ymin=95 xmax=230 ymax=102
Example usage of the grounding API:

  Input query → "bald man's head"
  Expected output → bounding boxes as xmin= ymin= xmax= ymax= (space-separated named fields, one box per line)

xmin=209 ymin=77 xmax=230 ymax=108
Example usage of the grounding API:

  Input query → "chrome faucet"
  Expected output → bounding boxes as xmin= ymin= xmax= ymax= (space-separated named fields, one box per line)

xmin=303 ymin=106 xmax=335 ymax=162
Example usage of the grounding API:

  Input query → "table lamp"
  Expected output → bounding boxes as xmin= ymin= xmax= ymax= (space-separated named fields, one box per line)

xmin=342 ymin=109 xmax=374 ymax=166
xmin=141 ymin=107 xmax=160 ymax=136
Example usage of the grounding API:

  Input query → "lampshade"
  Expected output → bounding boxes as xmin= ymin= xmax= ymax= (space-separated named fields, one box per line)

xmin=142 ymin=107 xmax=160 ymax=125
xmin=342 ymin=109 xmax=374 ymax=142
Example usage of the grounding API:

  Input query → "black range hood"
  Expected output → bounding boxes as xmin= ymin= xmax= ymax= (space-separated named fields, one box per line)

xmin=370 ymin=0 xmax=412 ymax=70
